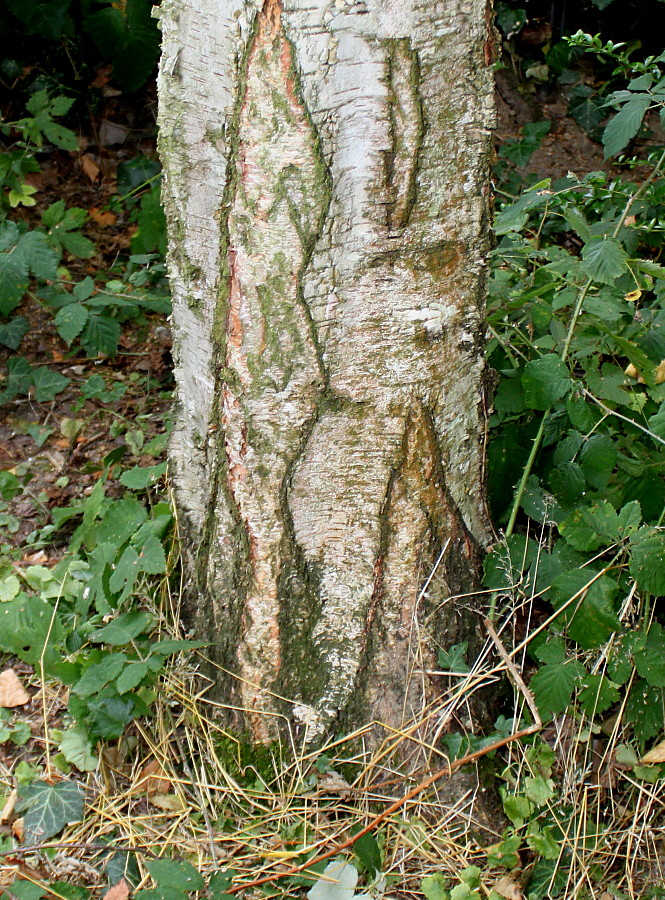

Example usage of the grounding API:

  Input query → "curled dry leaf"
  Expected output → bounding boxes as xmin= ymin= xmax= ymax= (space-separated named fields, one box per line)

xmin=641 ymin=737 xmax=665 ymax=765
xmin=133 ymin=758 xmax=172 ymax=795
xmin=103 ymin=879 xmax=130 ymax=900
xmin=625 ymin=360 xmax=665 ymax=385
xmin=12 ymin=817 xmax=24 ymax=842
xmin=493 ymin=875 xmax=523 ymax=900
xmin=0 ymin=789 xmax=17 ymax=823
xmin=0 ymin=669 xmax=30 ymax=707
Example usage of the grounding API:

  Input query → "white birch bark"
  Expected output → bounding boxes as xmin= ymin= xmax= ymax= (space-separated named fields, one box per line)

xmin=158 ymin=0 xmax=495 ymax=743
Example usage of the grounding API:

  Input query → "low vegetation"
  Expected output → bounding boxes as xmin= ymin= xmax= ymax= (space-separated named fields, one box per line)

xmin=0 ymin=24 xmax=663 ymax=900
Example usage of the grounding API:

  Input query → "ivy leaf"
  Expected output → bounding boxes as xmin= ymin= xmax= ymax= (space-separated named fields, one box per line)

xmin=603 ymin=95 xmax=651 ymax=158
xmin=85 ymin=696 xmax=136 ymax=739
xmin=580 ymin=237 xmax=629 ymax=284
xmin=18 ymin=780 xmax=85 ymax=844
xmin=31 ymin=367 xmax=70 ymax=402
xmin=521 ymin=355 xmax=571 ymax=410
xmin=0 ymin=316 xmax=29 ymax=350
xmin=530 ymin=660 xmax=586 ymax=717
xmin=438 ymin=642 xmax=470 ymax=674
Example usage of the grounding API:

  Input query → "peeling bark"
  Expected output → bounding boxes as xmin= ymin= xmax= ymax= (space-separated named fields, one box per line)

xmin=158 ymin=0 xmax=495 ymax=745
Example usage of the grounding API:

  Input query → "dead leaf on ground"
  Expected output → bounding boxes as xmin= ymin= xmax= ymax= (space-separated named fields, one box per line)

xmin=89 ymin=206 xmax=117 ymax=227
xmin=0 ymin=669 xmax=30 ymax=707
xmin=641 ymin=736 xmax=665 ymax=765
xmin=80 ymin=154 xmax=101 ymax=182
xmin=0 ymin=789 xmax=17 ymax=823
xmin=103 ymin=879 xmax=130 ymax=900
xmin=12 ymin=817 xmax=24 ymax=841
xmin=493 ymin=875 xmax=523 ymax=900
xmin=133 ymin=758 xmax=172 ymax=795
xmin=148 ymin=793 xmax=187 ymax=813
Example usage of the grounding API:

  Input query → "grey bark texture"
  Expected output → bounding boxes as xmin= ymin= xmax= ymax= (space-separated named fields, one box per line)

xmin=158 ymin=0 xmax=496 ymax=745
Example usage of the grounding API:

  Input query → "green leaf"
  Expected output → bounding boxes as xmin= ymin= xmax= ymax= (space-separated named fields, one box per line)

xmin=421 ymin=874 xmax=449 ymax=900
xmin=0 ymin=316 xmax=29 ymax=350
xmin=59 ymin=230 xmax=96 ymax=258
xmin=85 ymin=696 xmax=136 ymax=739
xmin=80 ymin=315 xmax=121 ymax=357
xmin=0 ymin=594 xmax=64 ymax=672
xmin=560 ymin=500 xmax=640 ymax=552
xmin=634 ymin=624 xmax=665 ymax=687
xmin=116 ymin=661 xmax=150 ymax=694
xmin=578 ymin=674 xmax=621 ymax=717
xmin=629 ymin=528 xmax=665 ymax=595
xmin=18 ymin=780 xmax=84 ymax=844
xmin=59 ymin=725 xmax=99 ymax=772
xmin=550 ymin=570 xmax=620 ymax=649
xmin=580 ymin=237 xmax=629 ymax=284
xmin=120 ymin=462 xmax=167 ymax=490
xmin=96 ymin=498 xmax=148 ymax=548
xmin=603 ymin=95 xmax=651 ymax=158
xmin=626 ymin=680 xmax=664 ymax=744
xmin=146 ymin=859 xmax=205 ymax=892
xmin=90 ymin=610 xmax=154 ymax=645
xmin=530 ymin=660 xmax=585 ymax=717
xmin=137 ymin=535 xmax=167 ymax=575
xmin=526 ymin=825 xmax=559 ymax=859
xmin=73 ymin=653 xmax=128 ymax=697
xmin=521 ymin=355 xmax=571 ymax=410
xmin=524 ymin=775 xmax=555 ymax=805
xmin=352 ymin=831 xmax=382 ymax=876
xmin=579 ymin=434 xmax=616 ymax=491
xmin=502 ymin=791 xmax=532 ymax=827
xmin=31 ymin=367 xmax=70 ymax=402
xmin=108 ymin=545 xmax=140 ymax=597
xmin=55 ymin=303 xmax=89 ymax=345
xmin=438 ymin=642 xmax=470 ymax=674
xmin=20 ymin=230 xmax=59 ymax=280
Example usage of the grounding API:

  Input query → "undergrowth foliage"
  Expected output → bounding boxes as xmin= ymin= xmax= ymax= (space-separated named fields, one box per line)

xmin=0 ymin=27 xmax=664 ymax=900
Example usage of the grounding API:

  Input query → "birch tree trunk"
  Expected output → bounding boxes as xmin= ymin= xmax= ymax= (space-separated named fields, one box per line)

xmin=157 ymin=0 xmax=495 ymax=745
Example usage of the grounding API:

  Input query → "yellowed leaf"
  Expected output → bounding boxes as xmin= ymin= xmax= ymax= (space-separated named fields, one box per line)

xmin=624 ymin=289 xmax=641 ymax=302
xmin=148 ymin=793 xmax=187 ymax=813
xmin=656 ymin=360 xmax=665 ymax=385
xmin=641 ymin=737 xmax=665 ymax=765
xmin=0 ymin=789 xmax=17 ymax=824
xmin=102 ymin=879 xmax=129 ymax=900
xmin=0 ymin=669 xmax=30 ymax=707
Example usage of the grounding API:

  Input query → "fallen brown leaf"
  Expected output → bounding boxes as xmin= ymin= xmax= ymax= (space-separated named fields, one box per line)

xmin=0 ymin=669 xmax=30 ymax=707
xmin=493 ymin=875 xmax=523 ymax=900
xmin=12 ymin=817 xmax=24 ymax=841
xmin=103 ymin=879 xmax=130 ymax=900
xmin=0 ymin=789 xmax=17 ymax=823
xmin=81 ymin=154 xmax=101 ymax=182
xmin=89 ymin=206 xmax=117 ymax=227
xmin=133 ymin=758 xmax=172 ymax=795
xmin=641 ymin=736 xmax=665 ymax=765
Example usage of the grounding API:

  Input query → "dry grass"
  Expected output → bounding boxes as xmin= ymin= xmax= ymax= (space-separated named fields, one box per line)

xmin=1 ymin=540 xmax=663 ymax=900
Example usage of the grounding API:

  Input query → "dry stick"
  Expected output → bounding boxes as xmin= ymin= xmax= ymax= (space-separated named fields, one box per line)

xmin=0 ymin=841 xmax=159 ymax=858
xmin=229 ymin=623 xmax=543 ymax=896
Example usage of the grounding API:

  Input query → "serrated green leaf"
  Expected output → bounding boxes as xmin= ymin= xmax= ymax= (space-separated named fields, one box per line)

xmin=551 ymin=569 xmax=620 ymax=648
xmin=580 ymin=237 xmax=629 ymax=284
xmin=530 ymin=660 xmax=586 ymax=717
xmin=19 ymin=230 xmax=59 ymax=280
xmin=629 ymin=528 xmax=665 ymax=594
xmin=59 ymin=725 xmax=99 ymax=772
xmin=85 ymin=696 xmax=136 ymax=739
xmin=59 ymin=230 xmax=96 ymax=258
xmin=579 ymin=433 xmax=617 ymax=491
xmin=524 ymin=775 xmax=555 ymax=805
xmin=80 ymin=315 xmax=121 ymax=357
xmin=578 ymin=674 xmax=621 ymax=717
xmin=626 ymin=680 xmax=664 ymax=745
xmin=43 ymin=120 xmax=78 ymax=151
xmin=146 ymin=859 xmax=205 ymax=891
xmin=90 ymin=610 xmax=154 ymax=645
xmin=634 ymin=624 xmax=665 ymax=687
xmin=55 ymin=303 xmax=89 ymax=345
xmin=73 ymin=653 xmax=127 ymax=697
xmin=96 ymin=497 xmax=148 ymax=548
xmin=137 ymin=535 xmax=167 ymax=575
xmin=603 ymin=95 xmax=650 ymax=158
xmin=526 ymin=825 xmax=559 ymax=859
xmin=108 ymin=545 xmax=140 ymax=597
xmin=18 ymin=779 xmax=84 ymax=844
xmin=421 ymin=874 xmax=449 ymax=900
xmin=521 ymin=355 xmax=571 ymax=410
xmin=116 ymin=661 xmax=150 ymax=694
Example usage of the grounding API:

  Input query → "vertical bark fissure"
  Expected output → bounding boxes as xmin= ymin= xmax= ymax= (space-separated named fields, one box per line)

xmin=159 ymin=0 xmax=495 ymax=745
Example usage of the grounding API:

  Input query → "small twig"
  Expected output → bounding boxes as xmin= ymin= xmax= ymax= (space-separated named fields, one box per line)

xmin=484 ymin=617 xmax=541 ymax=727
